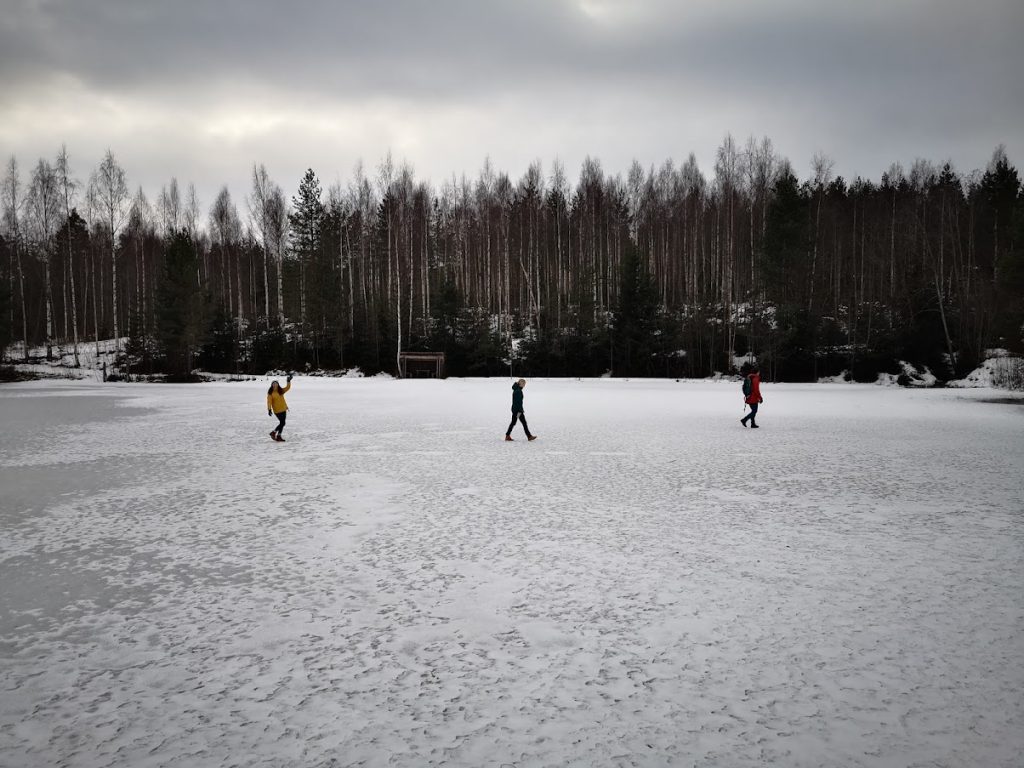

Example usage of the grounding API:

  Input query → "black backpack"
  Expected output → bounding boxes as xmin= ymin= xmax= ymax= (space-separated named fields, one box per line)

xmin=742 ymin=376 xmax=752 ymax=397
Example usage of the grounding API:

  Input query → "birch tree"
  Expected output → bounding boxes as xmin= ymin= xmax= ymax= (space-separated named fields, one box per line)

xmin=55 ymin=146 xmax=81 ymax=365
xmin=248 ymin=164 xmax=289 ymax=325
xmin=210 ymin=186 xmax=242 ymax=324
xmin=715 ymin=134 xmax=742 ymax=369
xmin=26 ymin=159 xmax=61 ymax=359
xmin=90 ymin=150 xmax=130 ymax=352
xmin=127 ymin=186 xmax=155 ymax=334
xmin=2 ymin=158 xmax=28 ymax=360
xmin=157 ymin=178 xmax=181 ymax=235
xmin=83 ymin=179 xmax=101 ymax=358
xmin=809 ymin=151 xmax=835 ymax=311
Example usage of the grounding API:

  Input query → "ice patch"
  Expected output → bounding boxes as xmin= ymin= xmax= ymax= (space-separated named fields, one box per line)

xmin=2 ymin=378 xmax=1022 ymax=767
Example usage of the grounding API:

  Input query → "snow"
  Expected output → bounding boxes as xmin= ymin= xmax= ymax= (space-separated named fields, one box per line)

xmin=2 ymin=378 xmax=1023 ymax=767
xmin=898 ymin=360 xmax=938 ymax=387
xmin=817 ymin=371 xmax=852 ymax=384
xmin=4 ymin=338 xmax=124 ymax=380
xmin=732 ymin=354 xmax=752 ymax=371
xmin=876 ymin=361 xmax=938 ymax=388
xmin=948 ymin=353 xmax=1024 ymax=390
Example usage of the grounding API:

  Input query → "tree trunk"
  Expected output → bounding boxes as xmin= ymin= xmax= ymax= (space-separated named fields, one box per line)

xmin=16 ymin=248 xmax=28 ymax=361
xmin=809 ymin=190 xmax=821 ymax=312
xmin=91 ymin=246 xmax=100 ymax=361
xmin=935 ymin=272 xmax=955 ymax=371
xmin=69 ymin=235 xmax=80 ymax=365
xmin=111 ymin=235 xmax=119 ymax=355
xmin=890 ymin=189 xmax=897 ymax=301
xmin=261 ymin=247 xmax=269 ymax=322
xmin=276 ymin=247 xmax=284 ymax=325
xmin=395 ymin=225 xmax=402 ymax=376
xmin=346 ymin=226 xmax=354 ymax=344
xmin=44 ymin=257 xmax=54 ymax=360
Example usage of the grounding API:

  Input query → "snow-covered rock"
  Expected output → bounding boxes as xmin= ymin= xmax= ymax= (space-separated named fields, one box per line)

xmin=948 ymin=353 xmax=1024 ymax=390
xmin=877 ymin=361 xmax=937 ymax=387
xmin=818 ymin=370 xmax=852 ymax=384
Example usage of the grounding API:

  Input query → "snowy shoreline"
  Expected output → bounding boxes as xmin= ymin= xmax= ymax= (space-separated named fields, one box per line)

xmin=5 ymin=339 xmax=1024 ymax=391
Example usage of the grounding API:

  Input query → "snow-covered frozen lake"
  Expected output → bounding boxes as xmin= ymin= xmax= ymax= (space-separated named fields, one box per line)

xmin=2 ymin=377 xmax=1022 ymax=767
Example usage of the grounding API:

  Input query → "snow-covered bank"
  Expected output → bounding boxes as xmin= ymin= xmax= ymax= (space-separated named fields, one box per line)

xmin=1 ymin=379 xmax=1022 ymax=767
xmin=7 ymin=338 xmax=1024 ymax=391
xmin=3 ymin=339 xmax=122 ymax=380
xmin=948 ymin=351 xmax=1024 ymax=389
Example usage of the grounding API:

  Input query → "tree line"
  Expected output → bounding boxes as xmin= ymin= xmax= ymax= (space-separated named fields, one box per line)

xmin=1 ymin=138 xmax=1021 ymax=381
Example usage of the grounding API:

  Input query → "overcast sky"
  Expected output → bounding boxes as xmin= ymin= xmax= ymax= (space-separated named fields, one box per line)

xmin=2 ymin=0 xmax=1021 ymax=206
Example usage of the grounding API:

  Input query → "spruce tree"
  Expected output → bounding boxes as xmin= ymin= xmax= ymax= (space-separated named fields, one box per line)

xmin=978 ymin=153 xmax=1023 ymax=346
xmin=429 ymin=278 xmax=464 ymax=371
xmin=761 ymin=168 xmax=810 ymax=300
xmin=613 ymin=242 xmax=659 ymax=376
xmin=761 ymin=169 xmax=814 ymax=380
xmin=289 ymin=169 xmax=324 ymax=333
xmin=156 ymin=231 xmax=209 ymax=377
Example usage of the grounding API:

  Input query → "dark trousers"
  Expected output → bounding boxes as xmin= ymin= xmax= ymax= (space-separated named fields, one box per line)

xmin=506 ymin=411 xmax=532 ymax=437
xmin=274 ymin=411 xmax=287 ymax=434
xmin=741 ymin=402 xmax=758 ymax=425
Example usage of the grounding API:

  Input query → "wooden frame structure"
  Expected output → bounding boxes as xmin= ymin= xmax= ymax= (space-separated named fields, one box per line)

xmin=398 ymin=352 xmax=446 ymax=379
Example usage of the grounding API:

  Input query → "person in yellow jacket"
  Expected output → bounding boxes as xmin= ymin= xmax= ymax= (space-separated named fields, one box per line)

xmin=267 ymin=374 xmax=292 ymax=442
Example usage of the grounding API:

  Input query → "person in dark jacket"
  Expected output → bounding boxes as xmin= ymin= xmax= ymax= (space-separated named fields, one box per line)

xmin=505 ymin=378 xmax=537 ymax=441
xmin=740 ymin=366 xmax=763 ymax=428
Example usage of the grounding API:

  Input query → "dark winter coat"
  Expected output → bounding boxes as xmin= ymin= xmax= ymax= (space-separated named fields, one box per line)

xmin=511 ymin=383 xmax=524 ymax=413
xmin=745 ymin=373 xmax=763 ymax=405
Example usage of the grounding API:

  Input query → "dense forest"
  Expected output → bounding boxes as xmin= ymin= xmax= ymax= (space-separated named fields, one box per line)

xmin=1 ymin=137 xmax=1022 ymax=381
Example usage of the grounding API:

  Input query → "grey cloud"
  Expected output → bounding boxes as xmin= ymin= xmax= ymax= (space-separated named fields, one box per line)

xmin=1 ymin=0 xmax=589 ymax=96
xmin=5 ymin=0 xmax=1019 ymax=103
xmin=0 ymin=0 xmax=1021 ymax=203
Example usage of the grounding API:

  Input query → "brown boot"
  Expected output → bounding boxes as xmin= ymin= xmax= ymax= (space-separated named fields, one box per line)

xmin=528 ymin=435 xmax=538 ymax=441
xmin=505 ymin=435 xmax=514 ymax=441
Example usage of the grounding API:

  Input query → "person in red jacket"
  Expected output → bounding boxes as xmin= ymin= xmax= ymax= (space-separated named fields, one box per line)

xmin=740 ymin=366 xmax=764 ymax=428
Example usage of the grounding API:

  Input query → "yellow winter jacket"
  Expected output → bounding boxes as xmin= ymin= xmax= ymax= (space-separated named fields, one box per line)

xmin=267 ymin=382 xmax=291 ymax=414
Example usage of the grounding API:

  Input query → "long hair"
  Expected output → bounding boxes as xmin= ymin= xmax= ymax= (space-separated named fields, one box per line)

xmin=267 ymin=380 xmax=280 ymax=396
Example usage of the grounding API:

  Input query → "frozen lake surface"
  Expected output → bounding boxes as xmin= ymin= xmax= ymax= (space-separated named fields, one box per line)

xmin=1 ymin=378 xmax=1023 ymax=767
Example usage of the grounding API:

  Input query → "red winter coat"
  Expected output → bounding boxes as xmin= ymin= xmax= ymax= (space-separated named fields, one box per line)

xmin=745 ymin=373 xmax=763 ymax=405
